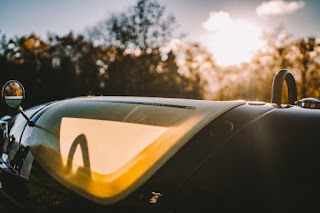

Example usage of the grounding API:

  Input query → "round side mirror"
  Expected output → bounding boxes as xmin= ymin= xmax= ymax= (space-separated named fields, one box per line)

xmin=1 ymin=80 xmax=25 ymax=108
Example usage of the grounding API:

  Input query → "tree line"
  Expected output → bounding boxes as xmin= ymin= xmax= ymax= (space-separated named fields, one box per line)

xmin=0 ymin=0 xmax=210 ymax=116
xmin=0 ymin=0 xmax=319 ymax=116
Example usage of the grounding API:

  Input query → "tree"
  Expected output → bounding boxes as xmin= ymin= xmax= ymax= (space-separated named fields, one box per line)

xmin=88 ymin=0 xmax=206 ymax=99
xmin=175 ymin=43 xmax=212 ymax=99
xmin=292 ymin=37 xmax=320 ymax=98
xmin=88 ymin=0 xmax=176 ymax=52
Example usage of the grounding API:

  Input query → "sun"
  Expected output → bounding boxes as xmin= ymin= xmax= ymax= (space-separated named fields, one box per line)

xmin=202 ymin=11 xmax=264 ymax=66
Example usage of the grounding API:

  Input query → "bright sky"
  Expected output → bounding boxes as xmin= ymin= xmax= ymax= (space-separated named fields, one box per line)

xmin=1 ymin=0 xmax=319 ymax=66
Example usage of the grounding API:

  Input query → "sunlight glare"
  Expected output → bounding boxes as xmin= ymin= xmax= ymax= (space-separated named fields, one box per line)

xmin=202 ymin=11 xmax=264 ymax=66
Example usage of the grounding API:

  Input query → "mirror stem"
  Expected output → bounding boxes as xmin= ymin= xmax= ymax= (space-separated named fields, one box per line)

xmin=17 ymin=106 xmax=35 ymax=127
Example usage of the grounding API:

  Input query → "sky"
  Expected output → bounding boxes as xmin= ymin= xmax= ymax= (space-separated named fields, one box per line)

xmin=1 ymin=0 xmax=319 ymax=66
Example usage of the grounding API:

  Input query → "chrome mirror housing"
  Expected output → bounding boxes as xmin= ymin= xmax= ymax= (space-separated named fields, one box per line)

xmin=1 ymin=80 xmax=34 ymax=127
xmin=1 ymin=80 xmax=25 ymax=108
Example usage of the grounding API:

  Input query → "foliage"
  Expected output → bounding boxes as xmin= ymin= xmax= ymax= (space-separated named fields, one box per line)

xmin=0 ymin=0 xmax=207 ymax=116
xmin=1 ymin=0 xmax=320 ymax=115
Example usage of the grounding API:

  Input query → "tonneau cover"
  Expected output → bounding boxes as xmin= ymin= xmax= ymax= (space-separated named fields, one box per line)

xmin=29 ymin=97 xmax=245 ymax=204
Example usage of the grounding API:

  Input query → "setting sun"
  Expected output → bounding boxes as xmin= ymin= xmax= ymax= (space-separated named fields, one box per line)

xmin=202 ymin=11 xmax=264 ymax=66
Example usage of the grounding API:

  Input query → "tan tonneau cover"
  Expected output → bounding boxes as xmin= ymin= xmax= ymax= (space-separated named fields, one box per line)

xmin=29 ymin=97 xmax=245 ymax=204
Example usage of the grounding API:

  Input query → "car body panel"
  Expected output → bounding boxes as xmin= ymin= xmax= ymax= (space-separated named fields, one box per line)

xmin=1 ymin=98 xmax=320 ymax=212
xmin=27 ymin=96 xmax=245 ymax=204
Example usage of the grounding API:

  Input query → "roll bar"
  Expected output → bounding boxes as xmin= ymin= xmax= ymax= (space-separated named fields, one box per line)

xmin=271 ymin=69 xmax=297 ymax=106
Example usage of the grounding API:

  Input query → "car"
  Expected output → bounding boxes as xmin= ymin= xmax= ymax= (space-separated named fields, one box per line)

xmin=0 ymin=69 xmax=320 ymax=213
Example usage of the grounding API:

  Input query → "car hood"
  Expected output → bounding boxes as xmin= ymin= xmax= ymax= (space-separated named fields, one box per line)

xmin=28 ymin=96 xmax=245 ymax=204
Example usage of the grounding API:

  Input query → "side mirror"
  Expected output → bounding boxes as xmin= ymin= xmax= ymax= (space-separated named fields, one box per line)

xmin=1 ymin=80 xmax=34 ymax=127
xmin=1 ymin=80 xmax=25 ymax=108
